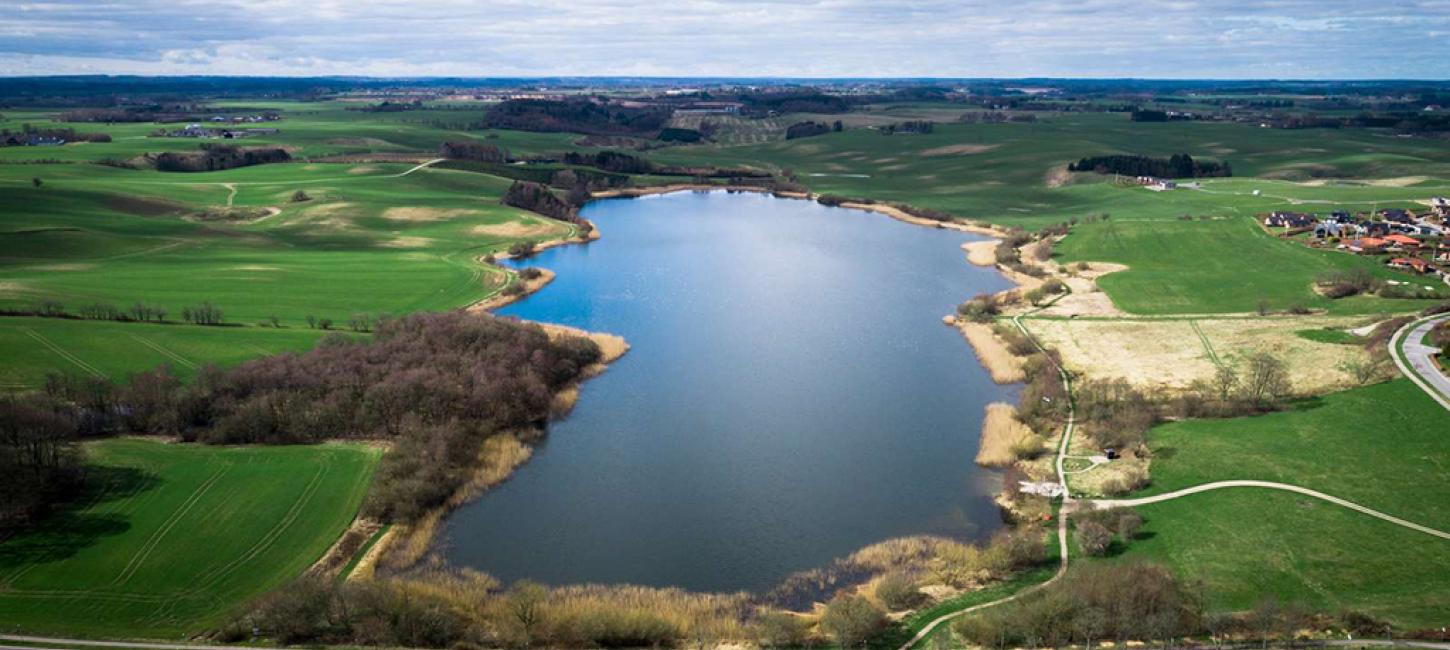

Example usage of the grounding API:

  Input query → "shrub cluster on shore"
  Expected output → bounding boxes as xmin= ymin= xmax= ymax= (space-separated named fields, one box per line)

xmin=237 ymin=527 xmax=1051 ymax=649
xmin=6 ymin=311 xmax=601 ymax=528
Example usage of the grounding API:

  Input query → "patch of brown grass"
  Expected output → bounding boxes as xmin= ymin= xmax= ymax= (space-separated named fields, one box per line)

xmin=955 ymin=322 xmax=1026 ymax=383
xmin=381 ymin=206 xmax=478 ymax=222
xmin=976 ymin=403 xmax=1037 ymax=467
xmin=470 ymin=219 xmax=564 ymax=238
xmin=919 ymin=143 xmax=999 ymax=156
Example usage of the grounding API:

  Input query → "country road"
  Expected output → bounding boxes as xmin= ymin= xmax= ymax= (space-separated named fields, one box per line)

xmin=1390 ymin=313 xmax=1450 ymax=411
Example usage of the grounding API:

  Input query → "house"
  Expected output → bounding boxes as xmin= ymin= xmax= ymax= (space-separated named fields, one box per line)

xmin=1380 ymin=208 xmax=1414 ymax=224
xmin=1432 ymin=197 xmax=1449 ymax=219
xmin=1343 ymin=237 xmax=1388 ymax=253
xmin=1314 ymin=220 xmax=1362 ymax=238
xmin=1436 ymin=244 xmax=1450 ymax=264
xmin=1363 ymin=221 xmax=1393 ymax=237
xmin=1265 ymin=211 xmax=1315 ymax=229
xmin=1388 ymin=257 xmax=1432 ymax=274
xmin=1384 ymin=234 xmax=1422 ymax=248
xmin=1147 ymin=179 xmax=1176 ymax=191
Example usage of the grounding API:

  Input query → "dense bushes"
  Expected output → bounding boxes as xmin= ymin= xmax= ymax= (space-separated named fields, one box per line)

xmin=561 ymin=150 xmax=655 ymax=174
xmin=784 ymin=121 xmax=832 ymax=139
xmin=952 ymin=561 xmax=1201 ymax=648
xmin=27 ymin=312 xmax=601 ymax=525
xmin=154 ymin=144 xmax=290 ymax=172
xmin=242 ymin=573 xmax=751 ymax=649
xmin=439 ymin=140 xmax=509 ymax=163
xmin=0 ymin=394 xmax=85 ymax=533
xmin=1317 ymin=267 xmax=1379 ymax=298
xmin=1068 ymin=153 xmax=1230 ymax=178
xmin=502 ymin=180 xmax=577 ymax=222
xmin=484 ymin=99 xmax=671 ymax=135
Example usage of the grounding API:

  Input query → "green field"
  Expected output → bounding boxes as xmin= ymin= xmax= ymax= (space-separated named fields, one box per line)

xmin=1140 ymin=379 xmax=1450 ymax=529
xmin=1096 ymin=379 xmax=1450 ymax=626
xmin=1119 ymin=489 xmax=1450 ymax=627
xmin=652 ymin=113 xmax=1450 ymax=229
xmin=0 ymin=438 xmax=381 ymax=638
xmin=1054 ymin=217 xmax=1444 ymax=314
xmin=1 ymin=128 xmax=581 ymax=382
xmin=0 ymin=317 xmax=351 ymax=390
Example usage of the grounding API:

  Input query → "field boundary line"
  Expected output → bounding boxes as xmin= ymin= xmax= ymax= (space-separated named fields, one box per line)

xmin=112 ymin=466 xmax=230 ymax=587
xmin=127 ymin=334 xmax=197 ymax=370
xmin=21 ymin=327 xmax=108 ymax=379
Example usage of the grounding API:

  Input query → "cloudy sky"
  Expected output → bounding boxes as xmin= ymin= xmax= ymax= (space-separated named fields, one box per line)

xmin=2 ymin=0 xmax=1449 ymax=78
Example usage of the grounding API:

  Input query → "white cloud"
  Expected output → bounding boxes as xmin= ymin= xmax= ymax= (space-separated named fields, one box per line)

xmin=0 ymin=0 xmax=1447 ymax=77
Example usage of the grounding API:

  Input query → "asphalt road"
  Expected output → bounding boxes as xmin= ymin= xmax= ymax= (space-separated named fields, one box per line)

xmin=1390 ymin=313 xmax=1450 ymax=411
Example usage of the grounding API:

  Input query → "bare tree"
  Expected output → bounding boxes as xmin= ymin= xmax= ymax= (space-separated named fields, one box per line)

xmin=1240 ymin=352 xmax=1291 ymax=407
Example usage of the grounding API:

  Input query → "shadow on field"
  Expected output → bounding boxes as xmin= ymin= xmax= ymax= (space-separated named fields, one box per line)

xmin=0 ymin=465 xmax=159 ymax=572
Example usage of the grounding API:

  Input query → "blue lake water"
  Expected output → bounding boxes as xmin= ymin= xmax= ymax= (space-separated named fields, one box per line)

xmin=440 ymin=190 xmax=1017 ymax=592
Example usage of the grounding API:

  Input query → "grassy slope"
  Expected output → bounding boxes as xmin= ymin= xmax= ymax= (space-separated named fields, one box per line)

xmin=1097 ymin=379 xmax=1450 ymax=626
xmin=651 ymin=113 xmax=1450 ymax=229
xmin=2 ymin=116 xmax=580 ymax=381
xmin=1053 ymin=216 xmax=1443 ymax=314
xmin=0 ymin=317 xmax=351 ymax=390
xmin=1140 ymin=379 xmax=1450 ymax=530
xmin=0 ymin=438 xmax=382 ymax=638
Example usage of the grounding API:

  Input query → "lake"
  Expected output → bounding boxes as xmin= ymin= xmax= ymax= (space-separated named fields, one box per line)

xmin=440 ymin=190 xmax=1018 ymax=592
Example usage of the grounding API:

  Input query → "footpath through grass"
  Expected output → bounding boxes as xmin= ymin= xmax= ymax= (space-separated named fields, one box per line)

xmin=0 ymin=438 xmax=381 ymax=638
xmin=1098 ymin=379 xmax=1450 ymax=627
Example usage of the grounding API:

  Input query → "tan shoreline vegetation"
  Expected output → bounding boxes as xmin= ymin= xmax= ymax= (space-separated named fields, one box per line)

xmin=976 ymin=403 xmax=1039 ymax=467
xmin=954 ymin=322 xmax=1027 ymax=383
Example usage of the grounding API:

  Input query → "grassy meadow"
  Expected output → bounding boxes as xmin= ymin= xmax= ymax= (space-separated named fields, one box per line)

xmin=1 ymin=105 xmax=586 ymax=382
xmin=1080 ymin=379 xmax=1450 ymax=627
xmin=653 ymin=112 xmax=1450 ymax=229
xmin=1054 ymin=216 xmax=1445 ymax=314
xmin=0 ymin=438 xmax=381 ymax=638
xmin=0 ymin=316 xmax=351 ymax=389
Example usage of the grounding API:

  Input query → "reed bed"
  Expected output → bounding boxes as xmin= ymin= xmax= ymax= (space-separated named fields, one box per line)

xmin=956 ymin=322 xmax=1027 ymax=383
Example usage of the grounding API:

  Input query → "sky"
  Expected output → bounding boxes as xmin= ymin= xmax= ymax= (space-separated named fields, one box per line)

xmin=2 ymin=0 xmax=1449 ymax=79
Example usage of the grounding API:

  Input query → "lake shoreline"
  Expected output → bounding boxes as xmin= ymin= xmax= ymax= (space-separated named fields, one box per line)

xmin=417 ymin=186 xmax=1045 ymax=607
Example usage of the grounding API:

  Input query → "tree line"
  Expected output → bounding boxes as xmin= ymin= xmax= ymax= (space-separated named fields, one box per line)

xmin=11 ymin=311 xmax=601 ymax=527
xmin=1068 ymin=153 xmax=1231 ymax=178
xmin=483 ymin=99 xmax=671 ymax=136
xmin=154 ymin=144 xmax=290 ymax=172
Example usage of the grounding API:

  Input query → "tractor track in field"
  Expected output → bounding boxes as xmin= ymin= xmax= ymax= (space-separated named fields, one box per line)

xmin=112 ymin=467 xmax=230 ymax=587
xmin=21 ymin=326 xmax=107 ymax=379
xmin=127 ymin=334 xmax=197 ymax=370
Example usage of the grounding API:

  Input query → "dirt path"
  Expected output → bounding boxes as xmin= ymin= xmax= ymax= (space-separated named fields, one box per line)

xmin=897 ymin=312 xmax=1074 ymax=650
xmin=1083 ymin=479 xmax=1450 ymax=541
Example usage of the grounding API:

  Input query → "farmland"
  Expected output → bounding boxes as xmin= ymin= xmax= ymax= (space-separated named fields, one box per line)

xmin=0 ymin=438 xmax=380 ymax=638
xmin=1 ymin=112 xmax=583 ymax=381
xmin=3 ymin=84 xmax=1450 ymax=645
xmin=1061 ymin=379 xmax=1450 ymax=626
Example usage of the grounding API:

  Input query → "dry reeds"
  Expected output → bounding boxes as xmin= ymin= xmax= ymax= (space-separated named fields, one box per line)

xmin=976 ymin=403 xmax=1038 ymax=467
xmin=956 ymin=322 xmax=1027 ymax=383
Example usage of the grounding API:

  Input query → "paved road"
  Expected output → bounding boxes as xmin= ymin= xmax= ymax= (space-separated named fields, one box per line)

xmin=1390 ymin=313 xmax=1450 ymax=411
xmin=1083 ymin=480 xmax=1450 ymax=541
